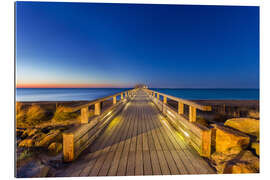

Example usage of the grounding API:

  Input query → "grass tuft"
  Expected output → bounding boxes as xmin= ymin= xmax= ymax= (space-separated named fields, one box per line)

xmin=52 ymin=105 xmax=79 ymax=122
xmin=25 ymin=105 xmax=47 ymax=126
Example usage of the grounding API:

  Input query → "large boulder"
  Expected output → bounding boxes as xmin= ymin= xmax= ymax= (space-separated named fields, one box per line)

xmin=251 ymin=142 xmax=259 ymax=156
xmin=224 ymin=118 xmax=259 ymax=138
xmin=224 ymin=151 xmax=259 ymax=174
xmin=210 ymin=150 xmax=239 ymax=173
xmin=211 ymin=150 xmax=259 ymax=174
xmin=212 ymin=124 xmax=250 ymax=154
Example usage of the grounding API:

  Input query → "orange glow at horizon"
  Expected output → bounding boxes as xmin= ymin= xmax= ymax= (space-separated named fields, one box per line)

xmin=16 ymin=83 xmax=131 ymax=88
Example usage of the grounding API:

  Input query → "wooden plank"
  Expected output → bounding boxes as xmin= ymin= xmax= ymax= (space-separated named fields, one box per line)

xmin=78 ymin=103 xmax=129 ymax=176
xmin=107 ymin=101 xmax=135 ymax=176
xmin=88 ymin=108 xmax=130 ymax=176
xmin=141 ymin=103 xmax=153 ymax=175
xmin=125 ymin=100 xmax=139 ymax=176
xmin=98 ymin=102 xmax=134 ymax=176
xmin=156 ymin=118 xmax=190 ymax=174
xmin=151 ymin=114 xmax=180 ymax=175
xmin=150 ymin=106 xmax=198 ymax=174
xmin=147 ymin=109 xmax=171 ymax=175
xmin=145 ymin=105 xmax=162 ymax=175
xmin=116 ymin=102 xmax=136 ymax=176
xmin=66 ymin=105 xmax=128 ymax=177
xmin=159 ymin=114 xmax=215 ymax=174
xmin=134 ymin=99 xmax=144 ymax=176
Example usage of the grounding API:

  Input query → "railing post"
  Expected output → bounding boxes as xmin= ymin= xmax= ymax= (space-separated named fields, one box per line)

xmin=80 ymin=107 xmax=89 ymax=123
xmin=201 ymin=128 xmax=212 ymax=158
xmin=163 ymin=96 xmax=167 ymax=104
xmin=113 ymin=96 xmax=117 ymax=104
xmin=157 ymin=93 xmax=160 ymax=100
xmin=178 ymin=102 xmax=184 ymax=115
xmin=63 ymin=133 xmax=74 ymax=162
xmin=125 ymin=92 xmax=127 ymax=98
xmin=95 ymin=102 xmax=101 ymax=115
xmin=121 ymin=93 xmax=123 ymax=100
xmin=189 ymin=106 xmax=197 ymax=122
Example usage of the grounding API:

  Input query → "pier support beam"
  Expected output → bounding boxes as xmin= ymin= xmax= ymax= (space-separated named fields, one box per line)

xmin=163 ymin=96 xmax=167 ymax=104
xmin=189 ymin=106 xmax=197 ymax=122
xmin=80 ymin=107 xmax=89 ymax=123
xmin=95 ymin=102 xmax=101 ymax=115
xmin=178 ymin=102 xmax=184 ymax=115
xmin=113 ymin=96 xmax=117 ymax=104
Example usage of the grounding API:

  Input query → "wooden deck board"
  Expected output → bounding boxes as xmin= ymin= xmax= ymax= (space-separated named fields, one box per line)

xmin=54 ymin=90 xmax=216 ymax=177
xmin=107 ymin=101 xmax=135 ymax=176
xmin=97 ymin=103 xmax=134 ymax=176
xmin=79 ymin=102 xmax=128 ymax=176
xmin=116 ymin=103 xmax=136 ymax=176
xmin=145 ymin=106 xmax=162 ymax=175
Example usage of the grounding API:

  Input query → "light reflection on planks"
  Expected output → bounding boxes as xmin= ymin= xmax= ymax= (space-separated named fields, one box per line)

xmin=55 ymin=90 xmax=216 ymax=177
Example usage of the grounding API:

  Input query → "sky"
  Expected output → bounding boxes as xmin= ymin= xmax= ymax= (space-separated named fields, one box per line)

xmin=16 ymin=2 xmax=259 ymax=88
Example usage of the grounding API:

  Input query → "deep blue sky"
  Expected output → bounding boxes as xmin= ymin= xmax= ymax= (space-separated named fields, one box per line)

xmin=16 ymin=2 xmax=259 ymax=88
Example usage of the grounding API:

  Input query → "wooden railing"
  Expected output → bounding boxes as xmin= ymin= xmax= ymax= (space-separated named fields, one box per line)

xmin=66 ymin=89 xmax=136 ymax=124
xmin=63 ymin=88 xmax=136 ymax=162
xmin=144 ymin=89 xmax=213 ymax=157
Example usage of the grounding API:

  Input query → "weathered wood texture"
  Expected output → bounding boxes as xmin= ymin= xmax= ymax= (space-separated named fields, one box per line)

xmin=56 ymin=90 xmax=215 ymax=176
xmin=148 ymin=94 xmax=212 ymax=158
xmin=63 ymin=99 xmax=128 ymax=162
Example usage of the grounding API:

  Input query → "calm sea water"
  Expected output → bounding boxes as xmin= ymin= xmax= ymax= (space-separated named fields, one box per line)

xmin=16 ymin=88 xmax=259 ymax=102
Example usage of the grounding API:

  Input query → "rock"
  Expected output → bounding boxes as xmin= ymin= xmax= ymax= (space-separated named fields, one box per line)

xmin=224 ymin=118 xmax=259 ymax=137
xmin=19 ymin=138 xmax=34 ymax=148
xmin=210 ymin=151 xmax=238 ymax=173
xmin=211 ymin=150 xmax=259 ymax=174
xmin=224 ymin=151 xmax=259 ymax=174
xmin=35 ymin=130 xmax=61 ymax=147
xmin=48 ymin=142 xmax=62 ymax=153
xmin=252 ymin=142 xmax=259 ymax=156
xmin=212 ymin=124 xmax=250 ymax=153
xmin=248 ymin=111 xmax=259 ymax=119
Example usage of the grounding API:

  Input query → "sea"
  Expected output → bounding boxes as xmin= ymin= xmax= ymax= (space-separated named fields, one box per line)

xmin=16 ymin=88 xmax=259 ymax=102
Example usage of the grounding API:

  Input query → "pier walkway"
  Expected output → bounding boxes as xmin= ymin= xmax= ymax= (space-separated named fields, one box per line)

xmin=55 ymin=89 xmax=215 ymax=176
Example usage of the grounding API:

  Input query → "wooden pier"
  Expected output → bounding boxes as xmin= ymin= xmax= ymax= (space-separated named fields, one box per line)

xmin=55 ymin=88 xmax=216 ymax=176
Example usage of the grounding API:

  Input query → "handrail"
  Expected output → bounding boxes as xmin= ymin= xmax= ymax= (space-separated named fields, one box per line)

xmin=63 ymin=88 xmax=136 ymax=161
xmin=66 ymin=88 xmax=136 ymax=124
xmin=145 ymin=89 xmax=211 ymax=111
xmin=68 ymin=89 xmax=134 ymax=112
xmin=144 ymin=88 xmax=212 ymax=157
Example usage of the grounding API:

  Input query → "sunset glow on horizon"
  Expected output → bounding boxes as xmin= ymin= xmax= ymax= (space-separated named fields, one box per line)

xmin=16 ymin=83 xmax=132 ymax=88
